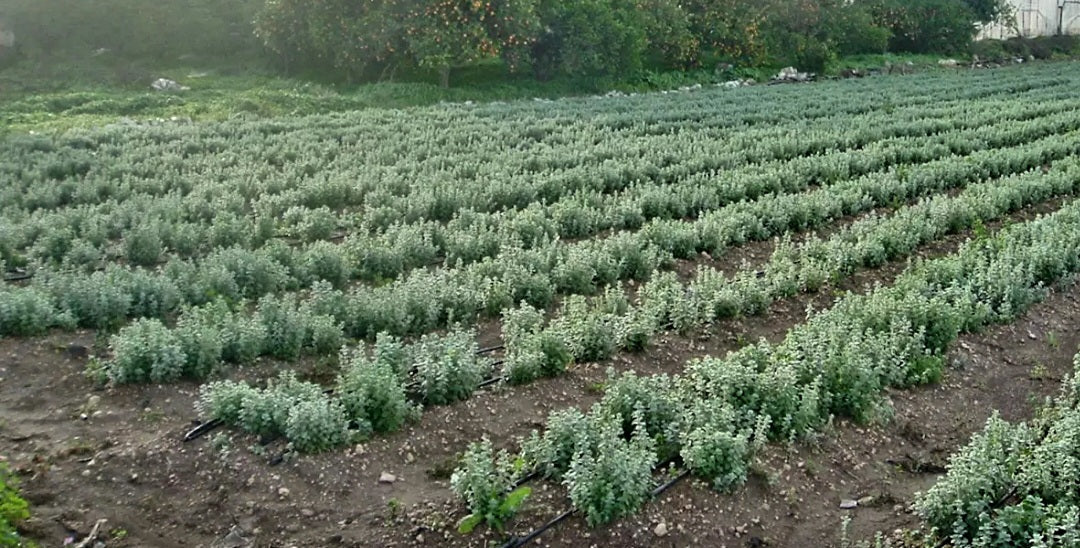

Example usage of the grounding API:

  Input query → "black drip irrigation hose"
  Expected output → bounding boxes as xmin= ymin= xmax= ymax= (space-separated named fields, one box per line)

xmin=2 ymin=271 xmax=33 ymax=282
xmin=652 ymin=469 xmax=691 ymax=497
xmin=405 ymin=360 xmax=506 ymax=393
xmin=512 ymin=470 xmax=542 ymax=489
xmin=398 ymin=348 xmax=504 ymax=389
xmin=500 ymin=509 xmax=577 ymax=548
xmin=478 ymin=375 xmax=505 ymax=389
xmin=500 ymin=468 xmax=691 ymax=548
xmin=182 ymin=418 xmax=223 ymax=442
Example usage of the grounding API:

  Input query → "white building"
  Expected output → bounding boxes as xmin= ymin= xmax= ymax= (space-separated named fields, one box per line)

xmin=979 ymin=0 xmax=1080 ymax=39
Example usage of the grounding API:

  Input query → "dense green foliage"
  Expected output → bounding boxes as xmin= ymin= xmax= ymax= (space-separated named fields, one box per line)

xmin=0 ymin=0 xmax=260 ymax=64
xmin=0 ymin=0 xmax=1022 ymax=89
xmin=916 ymin=352 xmax=1080 ymax=546
xmin=249 ymin=0 xmax=1014 ymax=80
xmin=5 ymin=60 xmax=1080 ymax=535
xmin=450 ymin=440 xmax=532 ymax=533
xmin=23 ymin=63 xmax=1055 ymax=456
xmin=457 ymin=164 xmax=1080 ymax=526
xmin=250 ymin=0 xmax=902 ymax=81
xmin=0 ymin=464 xmax=28 ymax=548
xmin=867 ymin=0 xmax=980 ymax=54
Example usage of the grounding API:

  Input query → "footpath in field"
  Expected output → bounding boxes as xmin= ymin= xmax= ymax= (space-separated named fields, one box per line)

xmin=2 ymin=62 xmax=1080 ymax=547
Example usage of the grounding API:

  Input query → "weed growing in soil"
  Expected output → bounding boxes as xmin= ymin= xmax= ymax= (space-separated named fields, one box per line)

xmin=451 ymin=440 xmax=531 ymax=534
xmin=1030 ymin=363 xmax=1050 ymax=381
xmin=1047 ymin=330 xmax=1060 ymax=350
xmin=0 ymin=464 xmax=29 ymax=548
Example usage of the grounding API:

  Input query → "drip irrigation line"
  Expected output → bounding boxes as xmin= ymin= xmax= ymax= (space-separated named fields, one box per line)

xmin=2 ymin=271 xmax=33 ymax=282
xmin=405 ymin=360 xmax=506 ymax=392
xmin=500 ymin=468 xmax=691 ymax=548
xmin=398 ymin=352 xmax=503 ymax=389
xmin=651 ymin=469 xmax=691 ymax=497
xmin=500 ymin=509 xmax=577 ymax=548
xmin=512 ymin=470 xmax=541 ymax=489
xmin=182 ymin=418 xmax=223 ymax=442
xmin=478 ymin=375 xmax=505 ymax=389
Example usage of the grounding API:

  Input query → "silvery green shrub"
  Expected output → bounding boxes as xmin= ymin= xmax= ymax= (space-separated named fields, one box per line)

xmin=413 ymin=328 xmax=485 ymax=406
xmin=107 ymin=318 xmax=187 ymax=383
xmin=564 ymin=411 xmax=657 ymax=526
xmin=0 ymin=286 xmax=56 ymax=336
xmin=285 ymin=398 xmax=351 ymax=453
xmin=335 ymin=349 xmax=410 ymax=434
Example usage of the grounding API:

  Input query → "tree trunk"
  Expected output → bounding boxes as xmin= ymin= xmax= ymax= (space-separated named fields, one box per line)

xmin=439 ymin=66 xmax=451 ymax=88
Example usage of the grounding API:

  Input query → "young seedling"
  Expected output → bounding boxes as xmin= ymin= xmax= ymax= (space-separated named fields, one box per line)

xmin=452 ymin=440 xmax=532 ymax=534
xmin=1030 ymin=362 xmax=1050 ymax=381
xmin=1046 ymin=330 xmax=1060 ymax=350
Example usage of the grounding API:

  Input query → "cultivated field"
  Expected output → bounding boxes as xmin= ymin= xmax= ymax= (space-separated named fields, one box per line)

xmin=3 ymin=62 xmax=1080 ymax=547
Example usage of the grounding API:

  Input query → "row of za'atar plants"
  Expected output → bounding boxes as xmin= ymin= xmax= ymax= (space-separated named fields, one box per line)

xmin=0 ymin=68 xmax=1067 ymax=263
xmin=185 ymin=148 xmax=1080 ymax=457
xmin=8 ymin=109 xmax=1080 ymax=354
xmin=912 ymin=350 xmax=1080 ymax=547
xmin=6 ymin=85 xmax=1077 ymax=281
xmin=4 ymin=91 xmax=1075 ymax=319
xmin=448 ymin=190 xmax=1080 ymax=529
xmin=0 ymin=63 xmax=1062 ymax=218
xmin=2 ymin=75 xmax=1074 ymax=274
xmin=4 ymin=111 xmax=1078 ymax=343
xmin=3 ymin=91 xmax=1077 ymax=332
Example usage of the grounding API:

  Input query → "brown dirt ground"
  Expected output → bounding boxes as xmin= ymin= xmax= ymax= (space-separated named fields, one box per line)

xmin=0 ymin=202 xmax=1074 ymax=548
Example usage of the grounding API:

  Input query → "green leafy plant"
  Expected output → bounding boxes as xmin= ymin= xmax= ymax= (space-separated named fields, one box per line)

xmin=413 ymin=329 xmax=486 ymax=406
xmin=1047 ymin=331 xmax=1060 ymax=350
xmin=451 ymin=440 xmax=532 ymax=534
xmin=105 ymin=318 xmax=187 ymax=383
xmin=285 ymin=398 xmax=351 ymax=453
xmin=563 ymin=411 xmax=657 ymax=526
xmin=0 ymin=463 xmax=29 ymax=548
xmin=522 ymin=407 xmax=591 ymax=479
xmin=335 ymin=348 xmax=411 ymax=435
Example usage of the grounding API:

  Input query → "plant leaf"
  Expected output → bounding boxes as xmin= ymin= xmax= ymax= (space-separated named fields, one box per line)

xmin=457 ymin=513 xmax=484 ymax=534
xmin=499 ymin=486 xmax=532 ymax=515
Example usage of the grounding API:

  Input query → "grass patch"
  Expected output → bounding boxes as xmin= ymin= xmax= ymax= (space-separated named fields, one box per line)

xmin=0 ymin=53 xmax=975 ymax=134
xmin=0 ymin=464 xmax=30 ymax=548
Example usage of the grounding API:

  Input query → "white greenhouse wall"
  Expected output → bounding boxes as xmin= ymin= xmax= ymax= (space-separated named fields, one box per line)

xmin=978 ymin=0 xmax=1080 ymax=39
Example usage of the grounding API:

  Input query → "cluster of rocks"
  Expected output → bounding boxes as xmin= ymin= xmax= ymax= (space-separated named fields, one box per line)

xmin=151 ymin=78 xmax=189 ymax=92
xmin=103 ymin=116 xmax=193 ymax=131
xmin=772 ymin=66 xmax=815 ymax=84
xmin=838 ymin=68 xmax=869 ymax=78
xmin=660 ymin=83 xmax=704 ymax=95
xmin=884 ymin=60 xmax=917 ymax=75
xmin=938 ymin=55 xmax=1037 ymax=71
xmin=600 ymin=83 xmax=705 ymax=99
xmin=719 ymin=79 xmax=755 ymax=89
xmin=970 ymin=54 xmax=1037 ymax=69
